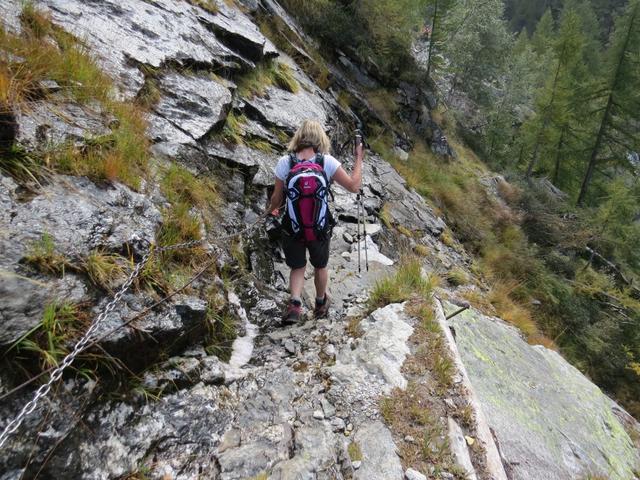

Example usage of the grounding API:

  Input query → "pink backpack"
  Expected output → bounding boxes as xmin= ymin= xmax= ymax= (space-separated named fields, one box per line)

xmin=284 ymin=153 xmax=333 ymax=241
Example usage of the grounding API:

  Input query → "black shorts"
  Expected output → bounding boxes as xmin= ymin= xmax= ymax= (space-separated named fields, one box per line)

xmin=281 ymin=234 xmax=331 ymax=269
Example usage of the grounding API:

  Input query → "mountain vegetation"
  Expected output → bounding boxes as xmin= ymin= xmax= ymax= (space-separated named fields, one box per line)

xmin=280 ymin=0 xmax=640 ymax=419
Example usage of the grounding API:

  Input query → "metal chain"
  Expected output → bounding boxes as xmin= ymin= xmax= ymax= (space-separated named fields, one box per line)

xmin=0 ymin=249 xmax=153 ymax=448
xmin=0 ymin=212 xmax=272 ymax=449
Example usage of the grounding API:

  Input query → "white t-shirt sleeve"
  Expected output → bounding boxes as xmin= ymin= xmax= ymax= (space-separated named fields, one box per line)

xmin=323 ymin=154 xmax=341 ymax=179
xmin=274 ymin=155 xmax=290 ymax=181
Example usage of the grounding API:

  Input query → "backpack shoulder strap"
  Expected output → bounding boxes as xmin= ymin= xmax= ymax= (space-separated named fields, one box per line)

xmin=315 ymin=153 xmax=325 ymax=168
xmin=288 ymin=152 xmax=297 ymax=170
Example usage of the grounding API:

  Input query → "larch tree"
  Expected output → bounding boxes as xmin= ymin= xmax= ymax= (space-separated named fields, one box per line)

xmin=577 ymin=0 xmax=640 ymax=206
xmin=524 ymin=4 xmax=589 ymax=179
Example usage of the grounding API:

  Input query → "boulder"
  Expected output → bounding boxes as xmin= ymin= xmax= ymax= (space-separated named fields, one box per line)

xmin=446 ymin=304 xmax=640 ymax=480
xmin=93 ymin=295 xmax=208 ymax=370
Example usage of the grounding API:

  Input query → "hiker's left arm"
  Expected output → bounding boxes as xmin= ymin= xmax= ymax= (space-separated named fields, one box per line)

xmin=268 ymin=178 xmax=285 ymax=213
xmin=332 ymin=144 xmax=363 ymax=193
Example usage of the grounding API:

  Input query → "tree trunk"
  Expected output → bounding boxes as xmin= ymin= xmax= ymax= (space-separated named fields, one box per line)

xmin=526 ymin=45 xmax=565 ymax=178
xmin=552 ymin=127 xmax=566 ymax=185
xmin=577 ymin=1 xmax=637 ymax=205
xmin=425 ymin=0 xmax=439 ymax=79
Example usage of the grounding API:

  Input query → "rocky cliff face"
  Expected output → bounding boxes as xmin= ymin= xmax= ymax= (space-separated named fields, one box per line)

xmin=1 ymin=1 xmax=639 ymax=480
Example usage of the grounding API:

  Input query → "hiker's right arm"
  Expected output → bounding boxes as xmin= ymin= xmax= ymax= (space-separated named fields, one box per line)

xmin=333 ymin=142 xmax=364 ymax=193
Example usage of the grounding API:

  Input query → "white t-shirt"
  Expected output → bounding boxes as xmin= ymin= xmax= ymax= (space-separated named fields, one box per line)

xmin=274 ymin=153 xmax=341 ymax=181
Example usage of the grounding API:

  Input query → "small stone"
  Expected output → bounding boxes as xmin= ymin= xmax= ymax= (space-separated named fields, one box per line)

xmin=440 ymin=473 xmax=454 ymax=480
xmin=404 ymin=435 xmax=416 ymax=444
xmin=284 ymin=339 xmax=296 ymax=355
xmin=465 ymin=435 xmax=475 ymax=446
xmin=341 ymin=251 xmax=351 ymax=260
xmin=217 ymin=429 xmax=241 ymax=454
xmin=321 ymin=398 xmax=336 ymax=418
xmin=352 ymin=461 xmax=361 ymax=470
xmin=405 ymin=468 xmax=427 ymax=480
xmin=330 ymin=417 xmax=346 ymax=432
xmin=444 ymin=398 xmax=456 ymax=410
xmin=322 ymin=344 xmax=335 ymax=358
xmin=343 ymin=232 xmax=354 ymax=243
xmin=313 ymin=410 xmax=324 ymax=420
xmin=346 ymin=423 xmax=354 ymax=432
xmin=38 ymin=79 xmax=62 ymax=93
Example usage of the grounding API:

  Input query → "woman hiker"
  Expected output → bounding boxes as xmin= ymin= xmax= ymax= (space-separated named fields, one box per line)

xmin=267 ymin=120 xmax=364 ymax=323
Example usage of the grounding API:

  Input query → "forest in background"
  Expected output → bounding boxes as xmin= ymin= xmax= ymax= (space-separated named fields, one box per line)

xmin=278 ymin=0 xmax=640 ymax=417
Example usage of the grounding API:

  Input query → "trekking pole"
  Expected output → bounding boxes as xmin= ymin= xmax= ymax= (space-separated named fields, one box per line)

xmin=360 ymin=190 xmax=369 ymax=272
xmin=356 ymin=190 xmax=362 ymax=274
xmin=354 ymin=129 xmax=368 ymax=272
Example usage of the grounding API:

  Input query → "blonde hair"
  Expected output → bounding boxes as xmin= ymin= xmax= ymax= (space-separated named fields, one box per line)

xmin=287 ymin=120 xmax=331 ymax=154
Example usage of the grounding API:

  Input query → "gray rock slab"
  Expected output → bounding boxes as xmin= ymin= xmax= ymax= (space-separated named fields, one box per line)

xmin=448 ymin=305 xmax=640 ymax=480
xmin=1 ymin=174 xmax=161 ymax=264
xmin=0 ymin=0 xmax=22 ymax=33
xmin=153 ymin=73 xmax=233 ymax=141
xmin=94 ymin=295 xmax=208 ymax=367
xmin=16 ymin=101 xmax=112 ymax=151
xmin=447 ymin=417 xmax=477 ymax=480
xmin=245 ymin=86 xmax=328 ymax=133
xmin=41 ymin=383 xmax=231 ymax=479
xmin=0 ymin=174 xmax=161 ymax=346
xmin=197 ymin=0 xmax=278 ymax=61
xmin=353 ymin=421 xmax=403 ymax=480
xmin=205 ymin=141 xmax=279 ymax=186
xmin=38 ymin=0 xmax=251 ymax=97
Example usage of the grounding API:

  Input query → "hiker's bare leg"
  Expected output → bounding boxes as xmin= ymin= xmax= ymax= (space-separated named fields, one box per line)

xmin=290 ymin=267 xmax=305 ymax=299
xmin=314 ymin=267 xmax=328 ymax=300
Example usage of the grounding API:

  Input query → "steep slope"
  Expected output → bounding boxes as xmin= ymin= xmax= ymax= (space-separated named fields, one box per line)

xmin=0 ymin=1 xmax=639 ymax=480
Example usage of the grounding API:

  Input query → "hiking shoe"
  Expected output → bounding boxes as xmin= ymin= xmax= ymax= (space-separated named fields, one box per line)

xmin=283 ymin=299 xmax=302 ymax=324
xmin=314 ymin=294 xmax=331 ymax=319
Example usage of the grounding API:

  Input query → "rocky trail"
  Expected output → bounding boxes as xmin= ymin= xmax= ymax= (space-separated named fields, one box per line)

xmin=1 ymin=0 xmax=639 ymax=479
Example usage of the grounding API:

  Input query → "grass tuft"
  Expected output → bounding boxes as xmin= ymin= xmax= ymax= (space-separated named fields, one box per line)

xmin=11 ymin=301 xmax=88 ymax=371
xmin=83 ymin=250 xmax=127 ymax=292
xmin=23 ymin=232 xmax=73 ymax=276
xmin=446 ymin=268 xmax=470 ymax=286
xmin=161 ymin=163 xmax=219 ymax=210
xmin=1 ymin=5 xmax=149 ymax=189
xmin=347 ymin=442 xmax=363 ymax=462
xmin=369 ymin=258 xmax=437 ymax=310
xmin=237 ymin=61 xmax=300 ymax=98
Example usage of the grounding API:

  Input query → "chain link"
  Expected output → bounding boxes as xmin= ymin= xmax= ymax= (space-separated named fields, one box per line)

xmin=0 ymin=249 xmax=154 ymax=448
xmin=0 ymin=210 xmax=273 ymax=449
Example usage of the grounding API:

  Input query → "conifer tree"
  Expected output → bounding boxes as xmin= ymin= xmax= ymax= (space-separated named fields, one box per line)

xmin=577 ymin=0 xmax=640 ymax=205
xmin=524 ymin=5 xmax=589 ymax=180
xmin=531 ymin=9 xmax=555 ymax=56
xmin=424 ymin=0 xmax=455 ymax=79
xmin=483 ymin=31 xmax=537 ymax=164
